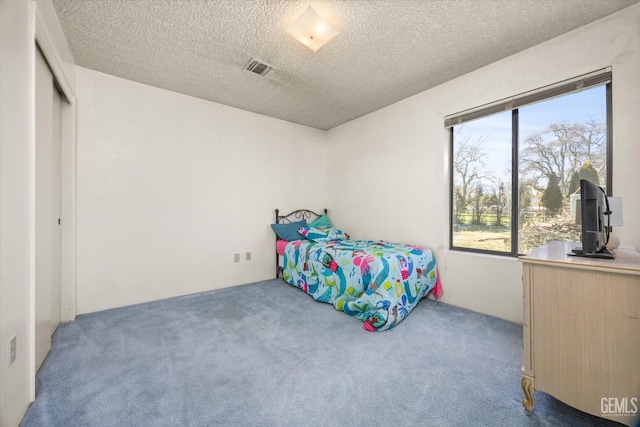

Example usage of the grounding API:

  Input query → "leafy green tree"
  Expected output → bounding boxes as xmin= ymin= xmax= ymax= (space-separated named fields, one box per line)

xmin=541 ymin=173 xmax=563 ymax=216
xmin=568 ymin=161 xmax=600 ymax=195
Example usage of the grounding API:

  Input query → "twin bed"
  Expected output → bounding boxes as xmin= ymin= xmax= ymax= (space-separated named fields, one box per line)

xmin=273 ymin=208 xmax=442 ymax=332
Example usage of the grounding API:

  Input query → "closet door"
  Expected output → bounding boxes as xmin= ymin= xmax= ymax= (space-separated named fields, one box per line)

xmin=35 ymin=47 xmax=62 ymax=371
xmin=51 ymin=75 xmax=62 ymax=332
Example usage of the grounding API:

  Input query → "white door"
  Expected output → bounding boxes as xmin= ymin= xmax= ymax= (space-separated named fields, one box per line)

xmin=51 ymin=73 xmax=62 ymax=332
xmin=35 ymin=47 xmax=62 ymax=371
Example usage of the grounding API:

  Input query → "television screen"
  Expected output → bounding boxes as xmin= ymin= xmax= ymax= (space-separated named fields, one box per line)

xmin=571 ymin=179 xmax=614 ymax=259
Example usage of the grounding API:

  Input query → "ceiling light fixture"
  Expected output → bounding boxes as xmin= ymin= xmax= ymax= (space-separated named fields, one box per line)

xmin=286 ymin=6 xmax=339 ymax=52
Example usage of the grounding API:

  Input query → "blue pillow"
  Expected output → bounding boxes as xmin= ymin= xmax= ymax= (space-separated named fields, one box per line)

xmin=271 ymin=220 xmax=307 ymax=241
xmin=309 ymin=214 xmax=333 ymax=229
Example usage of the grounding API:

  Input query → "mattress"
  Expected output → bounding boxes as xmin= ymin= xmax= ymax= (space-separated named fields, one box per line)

xmin=281 ymin=238 xmax=438 ymax=331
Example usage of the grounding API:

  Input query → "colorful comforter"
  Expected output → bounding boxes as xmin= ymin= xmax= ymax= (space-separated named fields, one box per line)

xmin=282 ymin=239 xmax=438 ymax=331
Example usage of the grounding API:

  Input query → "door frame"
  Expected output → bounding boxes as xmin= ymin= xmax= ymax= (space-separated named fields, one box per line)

xmin=35 ymin=4 xmax=77 ymax=326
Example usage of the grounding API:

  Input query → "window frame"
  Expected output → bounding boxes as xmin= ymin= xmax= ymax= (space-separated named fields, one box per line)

xmin=448 ymin=79 xmax=612 ymax=257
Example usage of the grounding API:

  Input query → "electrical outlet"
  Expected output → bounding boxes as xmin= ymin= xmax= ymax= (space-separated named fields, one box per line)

xmin=246 ymin=252 xmax=251 ymax=261
xmin=234 ymin=253 xmax=240 ymax=263
xmin=10 ymin=336 xmax=16 ymax=364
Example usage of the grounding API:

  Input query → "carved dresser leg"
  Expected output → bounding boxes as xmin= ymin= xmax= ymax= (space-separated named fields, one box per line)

xmin=521 ymin=376 xmax=535 ymax=411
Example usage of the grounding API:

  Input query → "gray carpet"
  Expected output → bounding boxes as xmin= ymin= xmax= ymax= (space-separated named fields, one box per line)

xmin=22 ymin=279 xmax=624 ymax=427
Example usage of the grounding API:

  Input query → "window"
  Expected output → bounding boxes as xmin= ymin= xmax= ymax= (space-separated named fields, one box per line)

xmin=448 ymin=71 xmax=611 ymax=256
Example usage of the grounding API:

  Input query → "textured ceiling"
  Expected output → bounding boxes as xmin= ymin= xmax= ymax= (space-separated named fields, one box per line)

xmin=52 ymin=0 xmax=639 ymax=130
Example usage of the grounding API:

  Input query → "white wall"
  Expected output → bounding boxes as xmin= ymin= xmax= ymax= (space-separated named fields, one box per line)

xmin=0 ymin=1 xmax=35 ymax=425
xmin=326 ymin=5 xmax=640 ymax=323
xmin=76 ymin=68 xmax=327 ymax=314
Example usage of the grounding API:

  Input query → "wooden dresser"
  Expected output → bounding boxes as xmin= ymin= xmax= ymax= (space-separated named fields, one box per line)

xmin=519 ymin=241 xmax=640 ymax=425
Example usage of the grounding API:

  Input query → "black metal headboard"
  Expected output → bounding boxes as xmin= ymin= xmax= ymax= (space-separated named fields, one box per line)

xmin=275 ymin=208 xmax=327 ymax=278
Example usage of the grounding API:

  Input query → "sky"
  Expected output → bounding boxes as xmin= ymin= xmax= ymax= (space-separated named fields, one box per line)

xmin=453 ymin=85 xmax=606 ymax=190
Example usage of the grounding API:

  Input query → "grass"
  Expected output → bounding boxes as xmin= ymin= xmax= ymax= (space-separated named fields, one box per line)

xmin=455 ymin=213 xmax=510 ymax=227
xmin=453 ymin=229 xmax=511 ymax=252
xmin=453 ymin=213 xmax=580 ymax=253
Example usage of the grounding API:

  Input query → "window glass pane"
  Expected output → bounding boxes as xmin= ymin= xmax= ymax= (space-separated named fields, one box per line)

xmin=518 ymin=86 xmax=607 ymax=254
xmin=452 ymin=111 xmax=512 ymax=252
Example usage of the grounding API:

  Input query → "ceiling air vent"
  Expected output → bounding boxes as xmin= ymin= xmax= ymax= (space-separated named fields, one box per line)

xmin=243 ymin=58 xmax=276 ymax=77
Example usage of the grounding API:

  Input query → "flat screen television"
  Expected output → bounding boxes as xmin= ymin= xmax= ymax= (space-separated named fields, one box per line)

xmin=571 ymin=179 xmax=614 ymax=259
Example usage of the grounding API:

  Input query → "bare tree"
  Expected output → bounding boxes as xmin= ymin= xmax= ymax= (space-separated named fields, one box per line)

xmin=520 ymin=119 xmax=606 ymax=199
xmin=484 ymin=179 xmax=508 ymax=226
xmin=470 ymin=183 xmax=484 ymax=225
xmin=521 ymin=127 xmax=569 ymax=195
xmin=453 ymin=128 xmax=488 ymax=223
xmin=570 ymin=119 xmax=606 ymax=176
